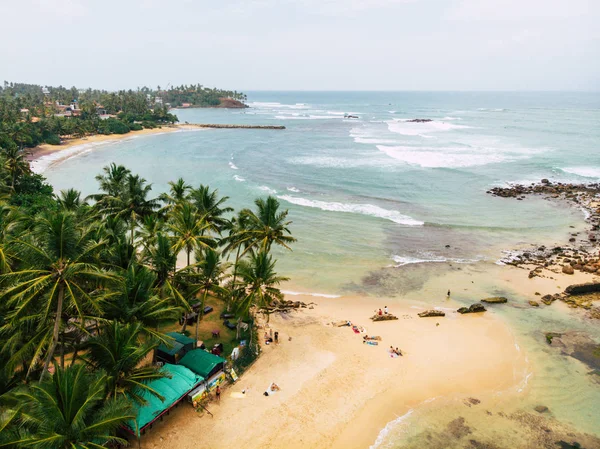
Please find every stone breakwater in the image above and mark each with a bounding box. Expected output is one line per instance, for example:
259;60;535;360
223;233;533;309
186;124;285;130
488;180;600;318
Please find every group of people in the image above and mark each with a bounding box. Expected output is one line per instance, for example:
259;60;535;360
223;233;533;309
264;328;279;345
377;306;390;316
389;346;403;356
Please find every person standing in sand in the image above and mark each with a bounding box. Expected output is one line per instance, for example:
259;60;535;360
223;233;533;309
216;385;221;402
384;306;389;315
447;289;451;298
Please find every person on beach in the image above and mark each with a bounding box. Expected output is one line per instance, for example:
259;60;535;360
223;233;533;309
378;308;383;316
384;306;389;315
447;289;451;297
274;331;279;344
216;385;221;402
395;347;403;356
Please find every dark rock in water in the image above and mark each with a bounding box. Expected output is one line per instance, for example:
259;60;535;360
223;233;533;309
546;332;562;344
406;118;433;123
446;417;472;439
445;244;451;248
565;282;600;295
534;405;549;413
481;297;508;304
457;303;486;314
418;310;445;317
541;179;550;184
529;300;540;307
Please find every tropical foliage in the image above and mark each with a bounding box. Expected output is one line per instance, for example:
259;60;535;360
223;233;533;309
0;148;293;446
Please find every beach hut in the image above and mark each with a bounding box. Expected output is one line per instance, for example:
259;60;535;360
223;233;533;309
166;332;196;353
156;341;185;365
179;349;225;379
179;350;227;403
125;363;203;436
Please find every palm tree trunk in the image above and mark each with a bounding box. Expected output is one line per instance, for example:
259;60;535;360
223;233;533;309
187;248;191;268
228;246;242;311
70;347;78;367
195;287;208;344
41;284;65;381
60;332;65;369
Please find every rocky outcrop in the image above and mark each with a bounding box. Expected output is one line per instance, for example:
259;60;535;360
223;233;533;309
406;118;433;123
480;297;508;304
529;300;540;307
370;314;399;321
564;282;600;295
216;98;248;108
418;310;445;317
457;303;486;314
534;405;549;413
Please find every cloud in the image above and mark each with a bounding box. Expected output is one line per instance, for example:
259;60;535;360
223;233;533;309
447;0;595;21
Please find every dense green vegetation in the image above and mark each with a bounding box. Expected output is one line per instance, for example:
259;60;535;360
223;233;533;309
158;83;247;107
0;146;294;447
0;82;180;152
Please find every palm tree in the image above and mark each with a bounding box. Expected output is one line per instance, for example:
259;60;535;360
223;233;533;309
190;184;233;235
168;201;215;267
193;248;230;342
100;174;160;243
222;210;252;310
56;188;84;211
5;364;134;449
93;163;131;197
2;146;30;189
237;196;296;256
104;263;180;339
0;210;116;379
236;251;289;323
85;321;166;403
159;177;191;213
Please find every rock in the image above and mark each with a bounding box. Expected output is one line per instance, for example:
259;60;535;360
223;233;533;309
573;264;583;270
541;179;550;184
418;310;445;318
545;332;562;344
565;282;600;295
534;405;549;413
535;292;541;296
457;303;487;314
370;314;399;321
480;297;508;304
583;265;597;273
529;300;540;307
589;234;597;242
406;118;433;123
562;265;575;275
569;237;576;242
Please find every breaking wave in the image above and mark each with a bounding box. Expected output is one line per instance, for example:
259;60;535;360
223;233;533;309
229;162;239;170
387;119;471;136
561;166;600;179
282;290;341;299
277;195;423;226
233;175;245;182
259;186;277;194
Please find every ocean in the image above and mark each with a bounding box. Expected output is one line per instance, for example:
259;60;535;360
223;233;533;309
39;91;600;447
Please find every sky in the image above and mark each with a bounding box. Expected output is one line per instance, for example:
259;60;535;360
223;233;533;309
1;0;599;91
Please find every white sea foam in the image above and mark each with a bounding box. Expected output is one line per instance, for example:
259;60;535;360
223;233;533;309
228;162;239;170
391;255;481;267
31;141;109;173
561;166;600;179
388;110;397;114
354;137;401;145
249;102;310;110
369;409;414;449
387;119;471;136
287;186;300;193
376;145;514;168
259;186;277;194
277;195;424;226
442;116;461;120
288;156;390;169
282;290;341;299
233;175;245;182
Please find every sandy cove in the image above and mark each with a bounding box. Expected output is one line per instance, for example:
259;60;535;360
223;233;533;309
141;294;526;449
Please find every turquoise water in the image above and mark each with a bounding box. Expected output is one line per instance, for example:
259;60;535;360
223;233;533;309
40;91;600;292
40;92;600;446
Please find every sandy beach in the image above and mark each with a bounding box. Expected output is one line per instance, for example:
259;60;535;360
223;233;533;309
27;125;199;173
140;291;527;449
